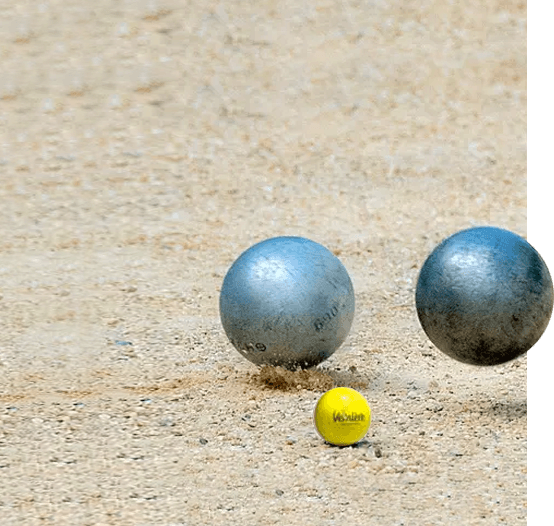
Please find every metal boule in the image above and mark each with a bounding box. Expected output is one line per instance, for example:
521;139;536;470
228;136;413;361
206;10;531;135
219;236;355;369
415;226;553;366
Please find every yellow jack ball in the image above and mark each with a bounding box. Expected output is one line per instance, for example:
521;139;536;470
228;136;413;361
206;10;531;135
313;387;371;446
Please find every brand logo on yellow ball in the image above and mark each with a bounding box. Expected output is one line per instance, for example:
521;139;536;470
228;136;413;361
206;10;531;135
333;411;367;423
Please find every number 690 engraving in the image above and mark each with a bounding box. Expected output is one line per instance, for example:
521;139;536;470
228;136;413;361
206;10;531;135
314;304;340;332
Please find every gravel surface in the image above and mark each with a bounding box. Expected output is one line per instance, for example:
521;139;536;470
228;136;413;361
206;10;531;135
1;1;528;525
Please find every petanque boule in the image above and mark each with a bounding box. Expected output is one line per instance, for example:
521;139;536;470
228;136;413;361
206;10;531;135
219;236;355;369
415;226;553;366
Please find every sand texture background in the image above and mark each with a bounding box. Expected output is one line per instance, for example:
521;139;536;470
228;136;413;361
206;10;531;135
1;1;528;525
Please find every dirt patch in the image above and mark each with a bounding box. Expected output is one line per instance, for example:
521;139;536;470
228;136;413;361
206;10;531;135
249;365;369;393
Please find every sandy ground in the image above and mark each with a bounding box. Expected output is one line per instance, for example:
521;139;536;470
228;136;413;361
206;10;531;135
0;1;528;525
